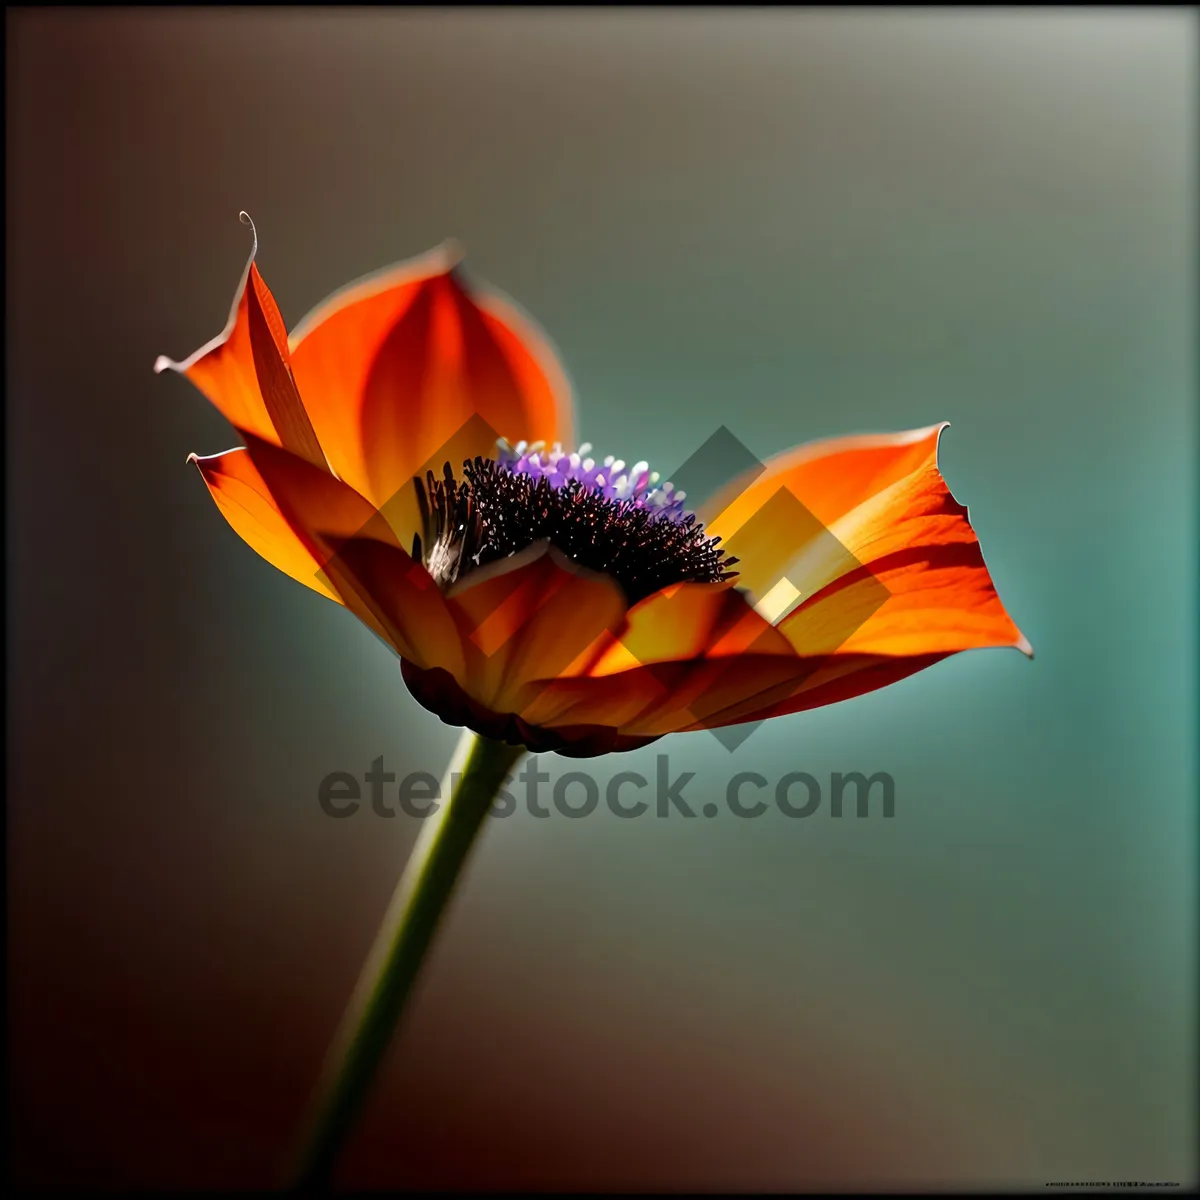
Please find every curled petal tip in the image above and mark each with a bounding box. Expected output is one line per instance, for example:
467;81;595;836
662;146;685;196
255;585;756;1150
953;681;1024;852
1016;632;1035;660
238;210;259;257
185;451;200;467
440;237;465;269
153;354;174;375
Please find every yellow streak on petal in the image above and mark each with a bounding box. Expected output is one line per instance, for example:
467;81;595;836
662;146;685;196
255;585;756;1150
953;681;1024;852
753;576;802;625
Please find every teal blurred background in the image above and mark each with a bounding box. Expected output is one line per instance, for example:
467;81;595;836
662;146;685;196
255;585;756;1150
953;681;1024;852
8;9;1195;1189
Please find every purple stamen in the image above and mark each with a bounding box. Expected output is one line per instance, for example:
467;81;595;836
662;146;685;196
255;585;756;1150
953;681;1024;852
497;439;690;522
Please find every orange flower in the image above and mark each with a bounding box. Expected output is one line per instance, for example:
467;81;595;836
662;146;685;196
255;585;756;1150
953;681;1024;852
158;217;1031;758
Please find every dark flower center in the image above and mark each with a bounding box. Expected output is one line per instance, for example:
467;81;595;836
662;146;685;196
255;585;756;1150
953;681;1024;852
410;446;737;605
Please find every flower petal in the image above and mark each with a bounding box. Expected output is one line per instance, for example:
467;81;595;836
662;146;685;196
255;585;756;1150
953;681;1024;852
441;542;628;715
192;446;341;603
194;438;460;669
702;423;952;546
581;580;795;673
777;425;1031;659
699;422;1029;658
677;652;950;731
287;246;575;542
520;583;799;736
156;216;327;470
521;425;1029;740
520;654;806;740
324;536;466;677
398;660;662;757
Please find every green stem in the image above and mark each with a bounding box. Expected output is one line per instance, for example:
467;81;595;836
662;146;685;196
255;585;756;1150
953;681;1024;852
289;728;525;1190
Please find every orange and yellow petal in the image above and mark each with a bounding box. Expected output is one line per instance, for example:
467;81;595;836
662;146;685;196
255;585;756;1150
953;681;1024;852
441;543;628;715
517;583;797;736
673;652;951;731
523;424;1028;743
287;246;575;542
194;438;461;671
321;535;466;678
156;219;327;471
777;424;1031;660
192;446;342;603
703;423;952;545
